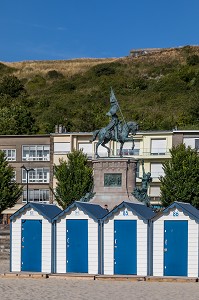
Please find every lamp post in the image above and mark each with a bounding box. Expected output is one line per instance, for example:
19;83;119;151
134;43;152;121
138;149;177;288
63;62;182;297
21;165;35;204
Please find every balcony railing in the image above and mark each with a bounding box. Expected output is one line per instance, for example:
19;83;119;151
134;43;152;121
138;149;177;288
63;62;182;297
22;155;50;161
117;149;140;156
116;148;170;156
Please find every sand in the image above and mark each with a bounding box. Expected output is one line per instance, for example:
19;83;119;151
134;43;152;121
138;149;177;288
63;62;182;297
0;260;199;300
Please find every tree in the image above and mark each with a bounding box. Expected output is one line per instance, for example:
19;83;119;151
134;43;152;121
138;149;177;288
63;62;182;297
0;105;38;135
160;143;199;208
54;149;93;209
0;151;23;213
0;75;25;98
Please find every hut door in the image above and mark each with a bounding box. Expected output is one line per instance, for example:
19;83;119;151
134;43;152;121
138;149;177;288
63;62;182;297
21;220;42;272
164;220;188;276
66;220;88;273
114;220;137;275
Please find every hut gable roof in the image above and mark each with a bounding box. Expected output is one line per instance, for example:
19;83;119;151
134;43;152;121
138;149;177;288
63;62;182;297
163;201;199;221
53;201;108;222
102;201;156;221
10;203;62;222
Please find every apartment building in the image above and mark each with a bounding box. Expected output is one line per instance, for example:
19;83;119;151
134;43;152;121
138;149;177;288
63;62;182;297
3;128;198;222
1;135;51;223
112;131;173;207
173;129;199;149
51;130;173;207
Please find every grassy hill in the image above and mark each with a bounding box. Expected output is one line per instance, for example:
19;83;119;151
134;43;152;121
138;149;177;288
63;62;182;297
1;45;199;134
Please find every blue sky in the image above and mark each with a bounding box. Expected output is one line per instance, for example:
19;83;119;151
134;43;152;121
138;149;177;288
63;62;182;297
0;0;198;62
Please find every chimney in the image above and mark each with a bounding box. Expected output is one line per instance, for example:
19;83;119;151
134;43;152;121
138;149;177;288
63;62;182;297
55;125;59;133
58;124;63;133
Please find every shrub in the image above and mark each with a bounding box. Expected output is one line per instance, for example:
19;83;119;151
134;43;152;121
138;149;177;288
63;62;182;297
92;64;116;77
46;70;64;80
26;75;46;92
187;55;199;66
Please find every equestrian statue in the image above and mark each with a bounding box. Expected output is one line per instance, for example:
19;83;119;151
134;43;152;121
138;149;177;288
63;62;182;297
91;88;138;158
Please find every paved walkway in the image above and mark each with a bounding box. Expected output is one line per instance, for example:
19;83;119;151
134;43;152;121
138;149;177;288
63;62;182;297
0;260;199;300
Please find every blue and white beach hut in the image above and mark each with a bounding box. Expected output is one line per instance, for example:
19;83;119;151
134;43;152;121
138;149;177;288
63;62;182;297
102;201;155;276
152;201;199;277
53;201;107;274
10;203;62;273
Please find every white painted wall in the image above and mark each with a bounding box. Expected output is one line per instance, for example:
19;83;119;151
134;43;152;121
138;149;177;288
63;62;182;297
103;207;148;276
153;207;199;277
56;207;99;274
11;208;52;273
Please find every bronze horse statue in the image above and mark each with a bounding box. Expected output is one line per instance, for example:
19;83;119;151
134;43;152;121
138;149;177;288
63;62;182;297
91;121;138;158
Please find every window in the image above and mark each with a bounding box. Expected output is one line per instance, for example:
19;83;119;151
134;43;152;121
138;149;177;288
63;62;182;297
149;186;161;205
2;149;16;161
150;163;164;178
22;168;49;183
78;143;93;158
54;142;70;153
150;186;161;197
183;138;199;150
11;170;16;182
22;145;50;161
195;139;199;150
117;141;140;156
151;139;166;155
23;189;49;203
136;161;140;177
94;143;109;157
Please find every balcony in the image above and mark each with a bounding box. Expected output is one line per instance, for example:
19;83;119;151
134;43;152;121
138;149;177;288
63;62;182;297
117;149;140;156
117;148;170;157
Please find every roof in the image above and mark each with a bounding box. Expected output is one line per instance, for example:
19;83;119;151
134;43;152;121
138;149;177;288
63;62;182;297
152;201;199;222
173;130;199;133
10;202;62;222
53;201;108;222
102;201;156;221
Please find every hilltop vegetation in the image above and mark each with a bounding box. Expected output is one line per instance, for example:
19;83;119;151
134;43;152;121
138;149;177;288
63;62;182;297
1;46;199;134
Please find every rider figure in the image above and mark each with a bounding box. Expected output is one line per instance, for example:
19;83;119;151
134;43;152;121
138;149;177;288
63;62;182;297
106;89;120;141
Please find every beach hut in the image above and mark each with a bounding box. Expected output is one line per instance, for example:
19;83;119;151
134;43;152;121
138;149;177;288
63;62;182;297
102;201;155;276
53;201;107;274
152;201;199;277
10;203;62;273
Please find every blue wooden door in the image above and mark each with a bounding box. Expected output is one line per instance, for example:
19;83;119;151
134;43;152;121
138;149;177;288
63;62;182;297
164;220;188;276
21;220;42;272
114;220;137;275
66;220;88;273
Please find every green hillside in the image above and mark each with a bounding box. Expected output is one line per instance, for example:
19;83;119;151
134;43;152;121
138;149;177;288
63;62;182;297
1;45;199;134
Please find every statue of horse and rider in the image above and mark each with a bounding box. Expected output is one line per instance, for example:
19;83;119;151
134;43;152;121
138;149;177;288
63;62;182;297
91;88;138;158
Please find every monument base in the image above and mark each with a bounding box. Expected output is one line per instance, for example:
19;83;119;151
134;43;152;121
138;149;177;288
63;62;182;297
89;157;141;210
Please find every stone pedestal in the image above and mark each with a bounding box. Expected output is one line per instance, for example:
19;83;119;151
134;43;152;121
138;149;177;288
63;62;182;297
89;158;140;210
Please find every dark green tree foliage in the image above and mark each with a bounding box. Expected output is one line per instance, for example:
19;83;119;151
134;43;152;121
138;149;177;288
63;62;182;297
0;105;38;134
0;75;24;98
186;54;199;66
54;149;93;209
46;70;64;80
0;151;22;213
92;64;116;77
160;144;199;208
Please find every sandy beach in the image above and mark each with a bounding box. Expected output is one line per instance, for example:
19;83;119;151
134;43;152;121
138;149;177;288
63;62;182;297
0;260;199;300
